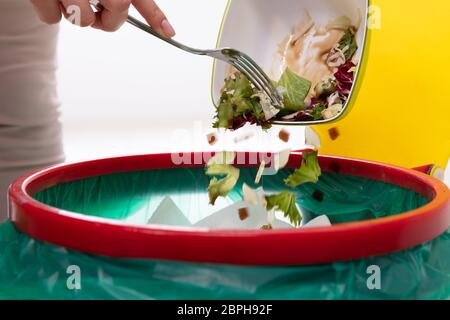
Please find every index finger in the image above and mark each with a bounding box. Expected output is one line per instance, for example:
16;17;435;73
132;0;175;38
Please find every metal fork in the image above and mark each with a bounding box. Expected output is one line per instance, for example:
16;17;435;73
89;0;283;108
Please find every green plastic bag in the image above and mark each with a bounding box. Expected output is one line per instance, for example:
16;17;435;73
0;167;448;299
33;167;429;225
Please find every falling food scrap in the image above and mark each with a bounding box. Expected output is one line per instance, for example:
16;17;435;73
242;183;267;208
312;190;324;202
207;132;218;145
234;131;254;144
255;160;266;184
329;162;341;173
278;129;291;143
273;149;291;173
328;127;340;141
238;208;249;221
305;127;321;150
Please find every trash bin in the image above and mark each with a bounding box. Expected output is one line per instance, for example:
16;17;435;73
2;152;449;299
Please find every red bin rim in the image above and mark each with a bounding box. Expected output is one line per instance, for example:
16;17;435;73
8;152;450;266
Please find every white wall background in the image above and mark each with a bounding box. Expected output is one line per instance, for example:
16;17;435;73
58;0;306;162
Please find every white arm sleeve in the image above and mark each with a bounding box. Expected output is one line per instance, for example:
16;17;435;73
0;0;64;220
0;0;64;168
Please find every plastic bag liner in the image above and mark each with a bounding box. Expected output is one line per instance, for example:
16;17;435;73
33;167;430;224
0;167;449;299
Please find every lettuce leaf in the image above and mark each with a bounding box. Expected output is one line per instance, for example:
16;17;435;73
214;73;270;130
277;68;311;113
206;164;240;205
266;191;301;226
310;102;326;120
214;68;311;129
338;30;358;61
284;151;322;188
215;100;234;128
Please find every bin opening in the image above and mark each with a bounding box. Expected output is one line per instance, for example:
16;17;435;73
33;167;429;227
8;153;450;265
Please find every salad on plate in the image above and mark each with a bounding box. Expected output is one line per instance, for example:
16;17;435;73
213;13;359;130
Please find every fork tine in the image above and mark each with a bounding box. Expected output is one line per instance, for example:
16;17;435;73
232;58;282;107
218;48;282;107
237;54;283;104
229;59;266;93
237;62;278;105
238;54;274;91
235;57;282;107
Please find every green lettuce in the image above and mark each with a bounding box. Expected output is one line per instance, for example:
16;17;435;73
266;191;301;226
214;74;270;130
338;30;358;61
310;103;326;120
214;68;311;129
284;151;322;188
277;68;311;114
206;164;240;205
215;100;234;128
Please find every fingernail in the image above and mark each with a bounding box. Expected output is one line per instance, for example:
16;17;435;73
161;19;176;37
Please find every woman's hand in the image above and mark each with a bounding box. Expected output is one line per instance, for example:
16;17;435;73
30;0;175;37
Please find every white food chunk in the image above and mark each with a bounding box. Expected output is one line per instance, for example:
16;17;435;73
242;183;267;208
254;91;280;120
234;131;255;144
255;161;266;184
321;104;343;120
305;127;321;149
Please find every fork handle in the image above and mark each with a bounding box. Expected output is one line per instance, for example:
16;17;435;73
88;0;205;56
126;16;205;55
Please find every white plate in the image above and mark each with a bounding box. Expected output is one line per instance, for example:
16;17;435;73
212;0;369;125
